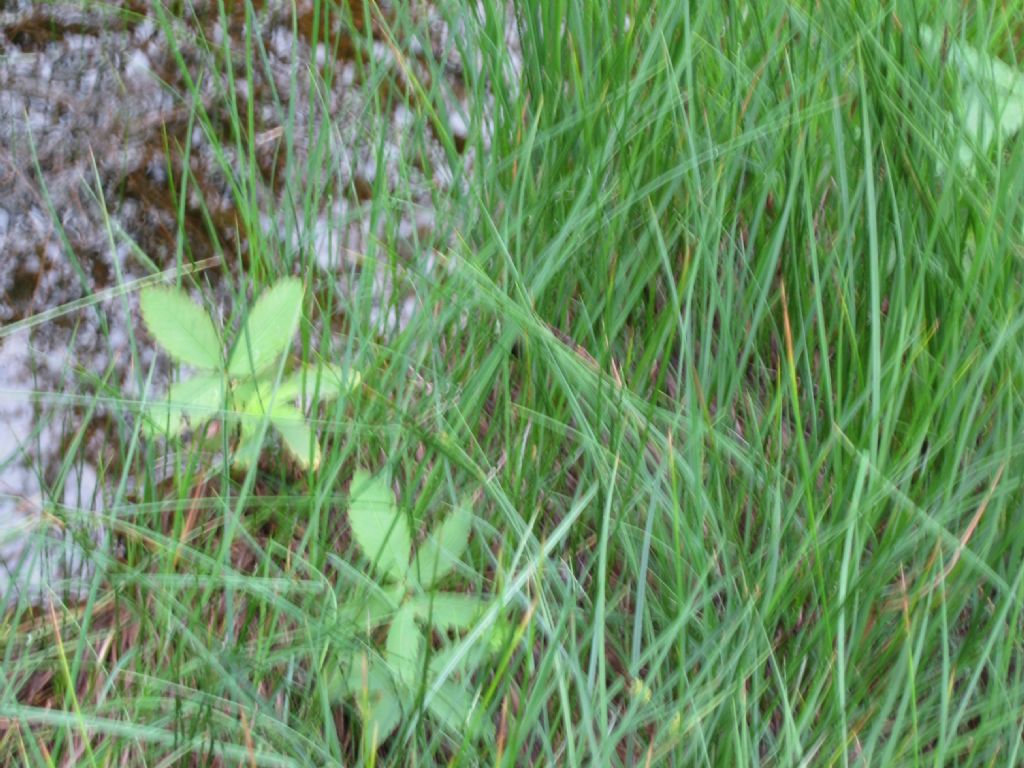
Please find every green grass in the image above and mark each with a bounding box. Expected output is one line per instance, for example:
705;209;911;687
3;0;1024;764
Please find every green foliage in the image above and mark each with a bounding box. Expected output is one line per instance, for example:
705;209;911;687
347;470;412;581
11;2;1024;766
921;25;1024;170
227;278;304;377
411;500;472;589
139;287;222;369
335;470;491;752
139;277;357;470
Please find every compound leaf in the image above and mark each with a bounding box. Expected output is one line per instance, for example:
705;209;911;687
228;277;303;377
144;373;224;437
140;287;221;370
277;363;360;407
348;470;411;581
409;593;484;632
411;502;472;588
386;603;423;688
270;402;320;470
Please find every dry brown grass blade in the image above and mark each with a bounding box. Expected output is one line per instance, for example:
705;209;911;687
923;463;1005;598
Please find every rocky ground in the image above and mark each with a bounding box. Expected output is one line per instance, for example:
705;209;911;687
0;0;506;601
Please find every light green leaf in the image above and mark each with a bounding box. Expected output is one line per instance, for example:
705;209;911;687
348;470;411;581
409;593;484;631
362;684;402;751
411;502;473;588
143;399;181;438
144;373;225;437
231;378;259;412
139;287;222;370
232;435;261;469
234;378;285;417
273;368;308;402
423;680;478;736
427;638;490;680
338;589;402;633
426;681;493;741
386;603;423;688
270;402;320;470
276;363;360;407
227;277;304;378
232;395;271;468
322;365;361;400
342;651;394;697
920;26;1024;167
339;653;403;750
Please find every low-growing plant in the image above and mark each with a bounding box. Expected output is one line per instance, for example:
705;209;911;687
139;277;358;470
334;469;497;753
920;25;1024;171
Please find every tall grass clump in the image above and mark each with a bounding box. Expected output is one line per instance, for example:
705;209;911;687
2;0;1024;765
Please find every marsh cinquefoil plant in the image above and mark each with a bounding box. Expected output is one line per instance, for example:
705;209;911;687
139;277;357;470
335;469;495;752
920;25;1024;171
